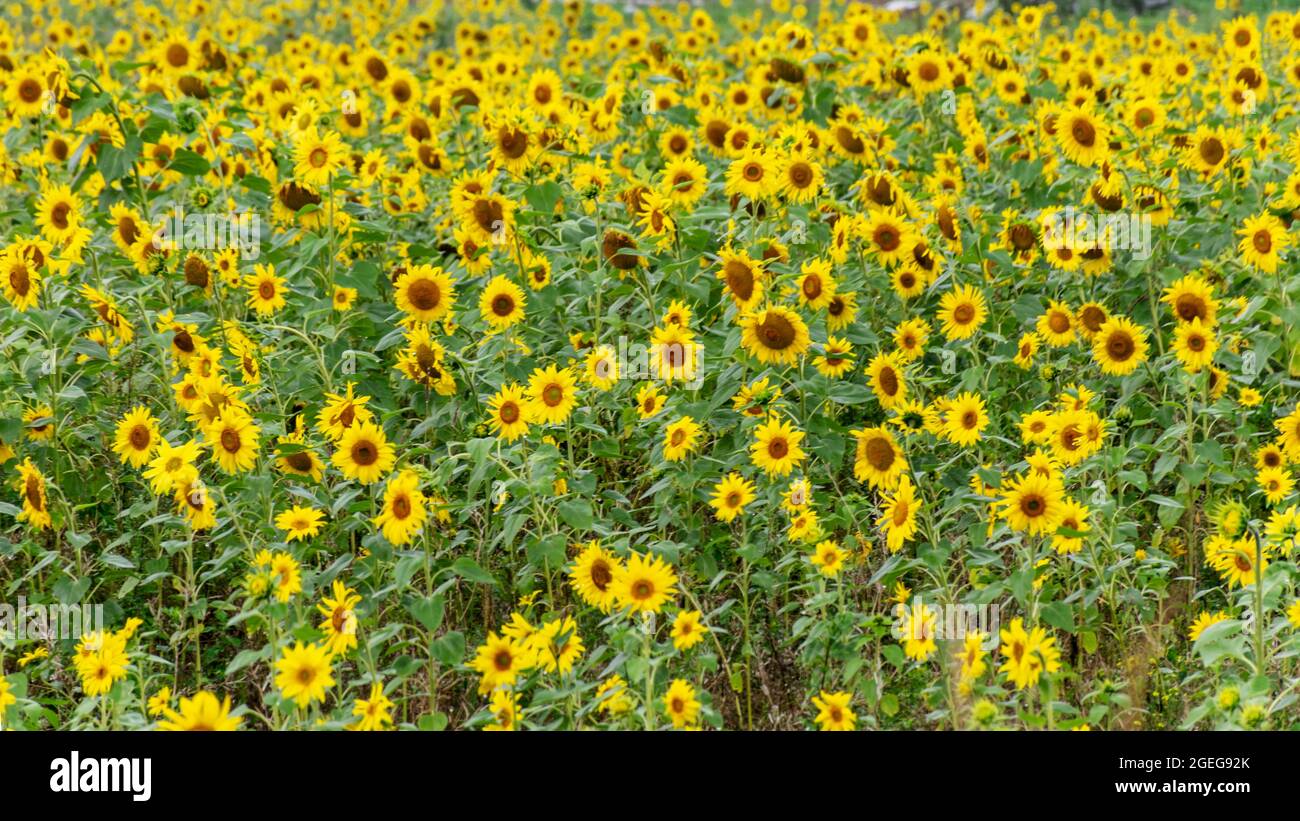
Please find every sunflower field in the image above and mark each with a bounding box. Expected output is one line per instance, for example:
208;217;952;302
3;0;1300;734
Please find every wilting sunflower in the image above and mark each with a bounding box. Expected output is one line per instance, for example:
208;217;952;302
526;364;578;425
394;264;455;322
997;472;1067;535
866;351;908;409
936;284;987;341
740;306;811;366
274;642;335;708
487;383;531;442
852;426;908;490
374;469;427;546
275;504;325;542
479;275;526;330
1091;316;1149;376
204;409;261;474
614;551;679;614
332;421;396;484
750;416;807;478
709;472;757;523
113;406;161;468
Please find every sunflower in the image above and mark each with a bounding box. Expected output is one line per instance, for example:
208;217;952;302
174;477;216;530
4;64;49;117
156;692;243;731
526;364;578;425
811;691;856;731
670;610;707;652
715;247;766;311
113;406;161;468
1258;466;1294;505
583;345;619;391
15;458;52;531
275;504;325;542
865;351;908;409
569;541;623;612
332;285;357;310
1161;275;1217;326
245;263;287;316
662;679;700;729
1013;332;1040;369
659;155;709;207
144;439;202;494
479;275;526;330
998;618;1060;690
725;148;774;201
774;151;821;204
1211;538;1268;589
862;210;912;266
1187;611;1230;642
814;335;855;378
943;392;989;446
663;415;703;461
878;474;920;553
35;184;82;245
794;257;836;310
852;426;908;490
750;416;806;477
274;431;324;481
892;317;929;361
614;551;678;614
1091;316;1149;376
204;409;261;474
937;284;987;341
0;247;42;312
1237;212;1290;274
1182;125;1237;179
316;382;374;441
374;469;427;546
740;306;811;366
997;472;1066;536
1036;300;1076;347
1054;106;1110;167
274;642;335;708
394;264;455;322
569;543;624;613
1052;498;1091;554
332;421;396;484
710;471;756;523
1172;318;1218;373
635;383;666;419
487;382;531;442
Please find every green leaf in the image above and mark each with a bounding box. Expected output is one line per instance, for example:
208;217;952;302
557;499;594;531
431;631;465;667
451;557;497;586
